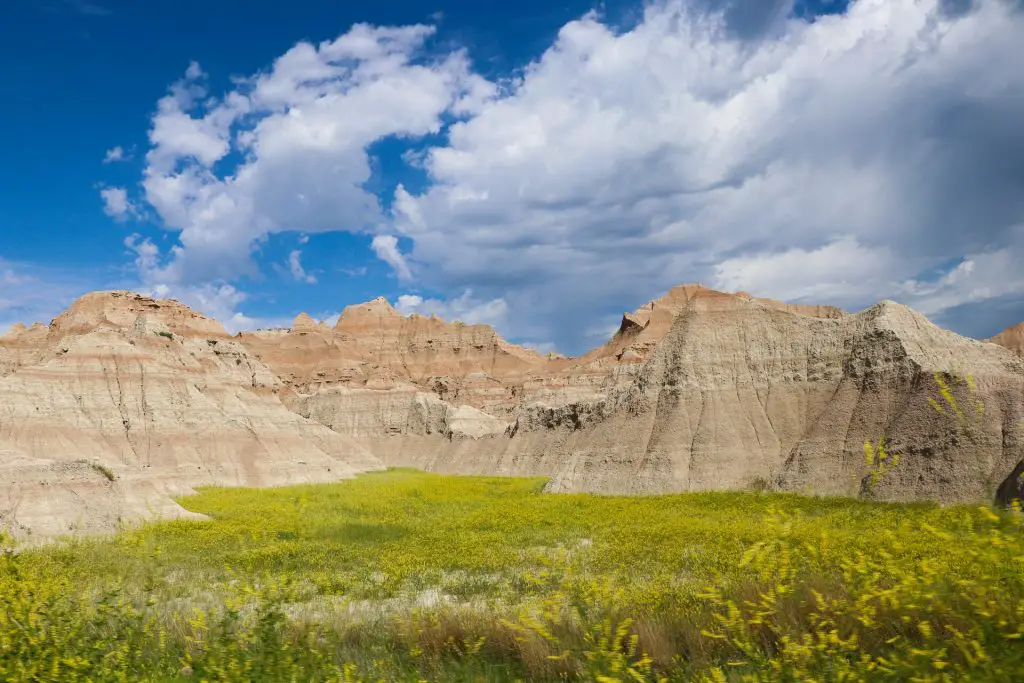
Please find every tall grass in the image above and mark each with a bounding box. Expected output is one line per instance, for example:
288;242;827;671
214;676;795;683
2;469;1023;681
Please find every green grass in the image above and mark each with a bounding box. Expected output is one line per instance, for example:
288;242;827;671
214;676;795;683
3;468;1024;681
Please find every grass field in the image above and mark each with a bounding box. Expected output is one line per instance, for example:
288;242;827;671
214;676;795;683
2;468;1024;682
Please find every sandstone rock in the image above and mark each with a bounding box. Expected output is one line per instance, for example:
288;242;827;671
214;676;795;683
279;286;1024;507
286;383;507;441
0;322;48;377
5;285;1024;539
992;322;1024;355
291;312;328;334
242;294;550;419
0;291;382;539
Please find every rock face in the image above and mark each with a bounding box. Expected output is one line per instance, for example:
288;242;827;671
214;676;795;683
993;323;1024;355
0;292;382;539
241;297;551;426
4;286;1024;538
249;285;1024;507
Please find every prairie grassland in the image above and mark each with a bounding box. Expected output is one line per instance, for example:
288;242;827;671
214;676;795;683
2;468;1024;682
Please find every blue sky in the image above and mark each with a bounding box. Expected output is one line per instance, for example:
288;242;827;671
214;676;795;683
1;0;1022;353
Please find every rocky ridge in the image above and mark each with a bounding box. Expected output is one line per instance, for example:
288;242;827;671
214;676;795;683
0;292;382;539
3;286;1024;538
249;285;1024;506
993;322;1024;355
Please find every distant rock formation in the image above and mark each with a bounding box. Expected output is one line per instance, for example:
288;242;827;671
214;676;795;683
241;295;550;423
0;291;382;539
251;285;1024;508
993;322;1024;355
3;286;1024;538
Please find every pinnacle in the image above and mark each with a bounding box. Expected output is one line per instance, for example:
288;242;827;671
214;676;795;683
292;312;319;330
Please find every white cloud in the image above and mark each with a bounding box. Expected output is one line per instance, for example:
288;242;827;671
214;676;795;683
100;186;138;221
102;145;131;163
119;1;1024;351
287;249;317;284
713;236;900;305
899;226;1024;316
394;290;509;327
134;25;494;287
125;236;280;332
370;235;412;280
384;0;1024;350
143;281;290;334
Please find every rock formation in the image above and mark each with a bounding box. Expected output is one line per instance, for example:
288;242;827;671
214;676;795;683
3;285;1024;538
993;322;1024;355
251;285;1024;507
240;297;551;423
0;292;382;539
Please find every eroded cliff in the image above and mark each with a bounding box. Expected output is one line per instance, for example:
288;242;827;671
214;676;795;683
0;292;382;539
993;322;1024;355
257;286;1024;506
3;286;1023;538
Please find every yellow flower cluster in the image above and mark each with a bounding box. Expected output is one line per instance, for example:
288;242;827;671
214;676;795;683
1;468;1022;681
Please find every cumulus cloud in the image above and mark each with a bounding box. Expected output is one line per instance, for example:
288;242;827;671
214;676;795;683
134;26;493;287
100;186;138;221
121;0;1024;352
713;237;900;304
145;281;290;333
122;236;278;332
389;0;1024;350
394;290;509;327
370;235;412;281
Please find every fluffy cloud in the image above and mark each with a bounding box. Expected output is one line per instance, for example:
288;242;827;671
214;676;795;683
122;236;280;331
119;0;1024;351
145;281;291;333
394;290;509;327
100;186;137;221
713;237;900;304
134;27;493;287
370;235;412;281
388;0;1024;350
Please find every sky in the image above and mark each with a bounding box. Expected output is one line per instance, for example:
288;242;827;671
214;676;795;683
1;0;1023;354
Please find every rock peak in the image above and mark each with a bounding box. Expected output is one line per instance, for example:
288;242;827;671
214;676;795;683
337;296;400;325
51;290;229;340
992;322;1024;355
291;312;320;332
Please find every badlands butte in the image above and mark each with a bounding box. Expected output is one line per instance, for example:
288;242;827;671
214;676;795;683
2;285;1024;538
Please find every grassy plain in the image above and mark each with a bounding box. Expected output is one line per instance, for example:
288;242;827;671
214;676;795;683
2;468;1024;681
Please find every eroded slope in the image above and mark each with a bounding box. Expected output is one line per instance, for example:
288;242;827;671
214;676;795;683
993;322;1024;355
0;292;382;539
270;286;1024;505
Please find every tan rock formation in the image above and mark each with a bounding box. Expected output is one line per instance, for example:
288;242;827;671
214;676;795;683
242;295;551;419
0;322;49;377
0;291;382;539
4;285;1024;539
273;286;1024;507
992;322;1024;355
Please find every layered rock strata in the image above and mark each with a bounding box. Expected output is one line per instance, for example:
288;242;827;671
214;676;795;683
0;292;382;539
4;285;1024;539
250;286;1024;506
